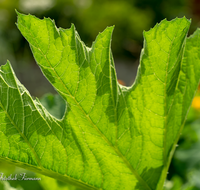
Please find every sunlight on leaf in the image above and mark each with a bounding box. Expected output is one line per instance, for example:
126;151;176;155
0;12;200;190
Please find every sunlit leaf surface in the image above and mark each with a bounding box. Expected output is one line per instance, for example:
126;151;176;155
0;13;200;190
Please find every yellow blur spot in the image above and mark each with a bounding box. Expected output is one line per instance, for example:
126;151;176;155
192;96;200;109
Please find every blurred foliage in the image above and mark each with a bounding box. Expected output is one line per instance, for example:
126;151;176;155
39;93;66;119
0;181;24;190
37;174;85;190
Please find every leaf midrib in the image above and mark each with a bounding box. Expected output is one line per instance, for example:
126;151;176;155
163;20;182;163
159;19;188;189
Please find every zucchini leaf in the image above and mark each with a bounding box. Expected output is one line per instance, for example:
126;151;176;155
0;13;200;190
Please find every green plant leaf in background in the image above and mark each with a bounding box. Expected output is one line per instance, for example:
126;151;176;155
0;181;23;190
37;173;84;190
0;12;200;190
39;93;66;120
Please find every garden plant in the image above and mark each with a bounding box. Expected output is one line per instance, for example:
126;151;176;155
0;12;200;190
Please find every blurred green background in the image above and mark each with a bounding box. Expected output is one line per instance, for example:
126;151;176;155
1;0;200;189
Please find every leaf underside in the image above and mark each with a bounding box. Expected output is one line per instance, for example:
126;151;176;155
0;13;200;190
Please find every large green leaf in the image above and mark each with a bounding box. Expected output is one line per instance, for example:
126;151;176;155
0;12;200;190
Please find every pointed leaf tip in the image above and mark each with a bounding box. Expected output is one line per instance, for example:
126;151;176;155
1;13;200;190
